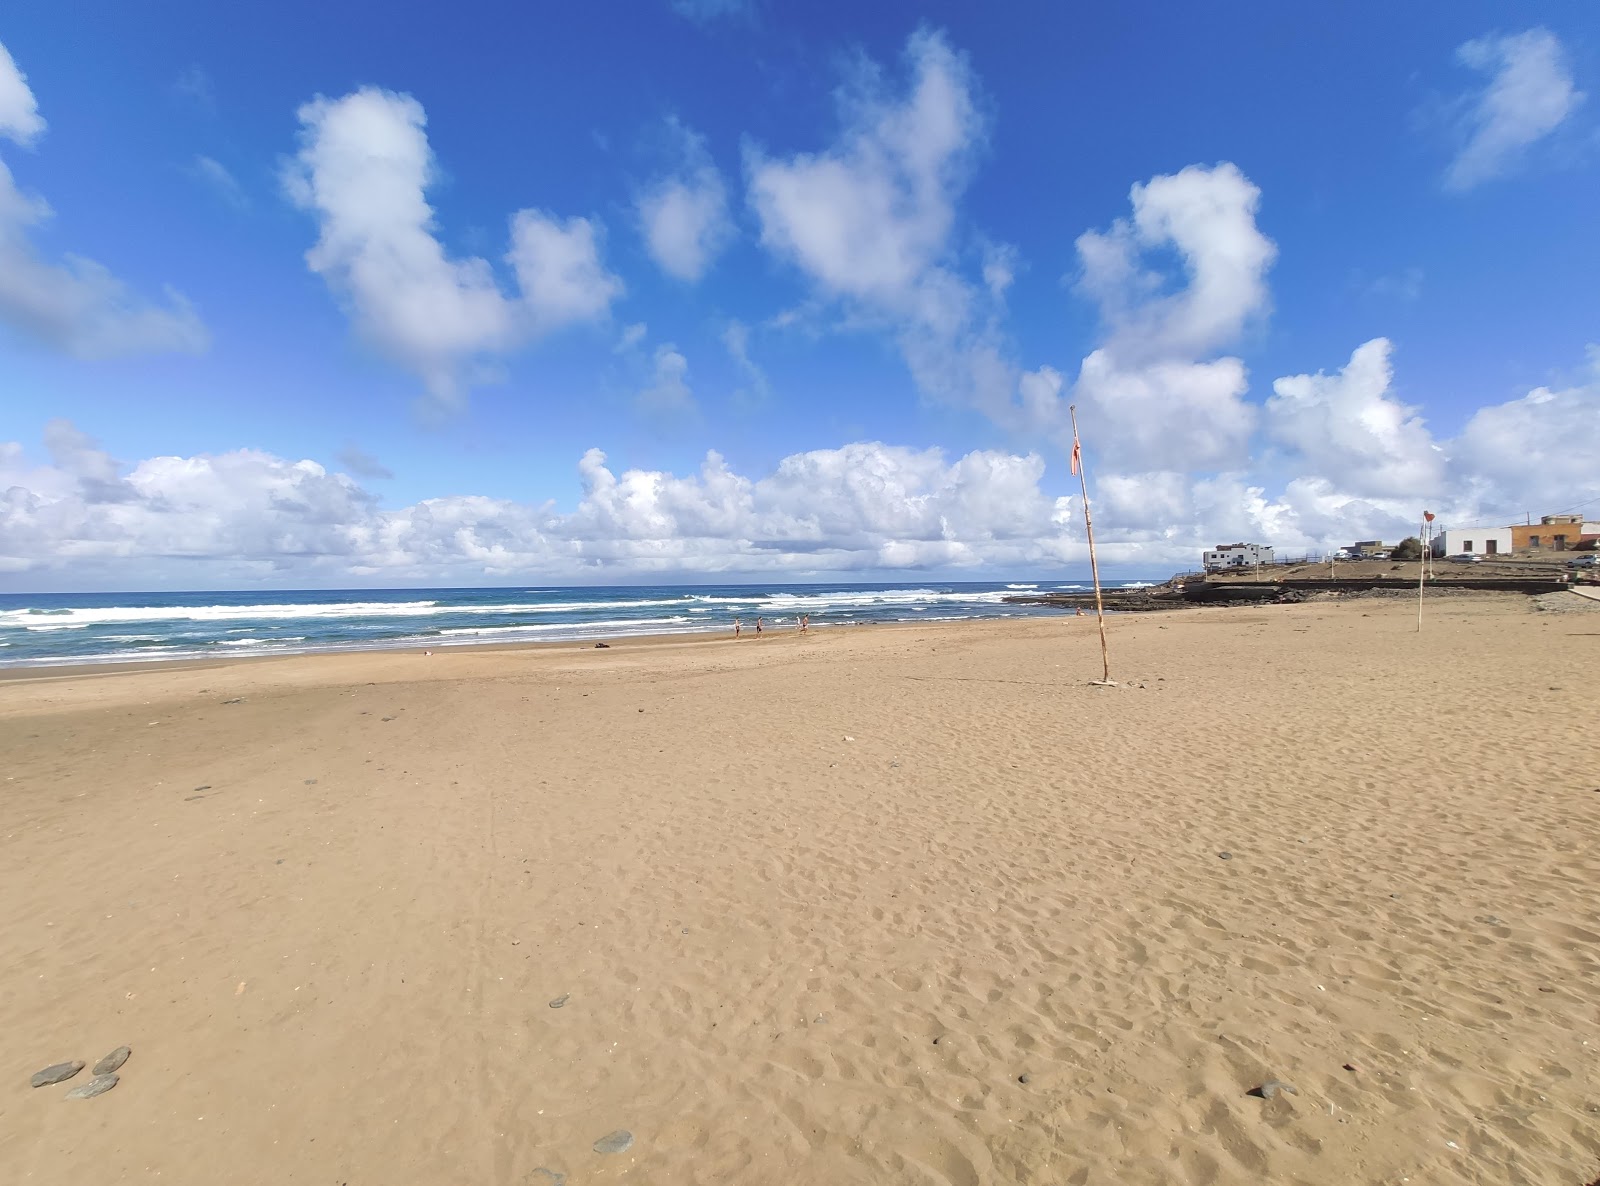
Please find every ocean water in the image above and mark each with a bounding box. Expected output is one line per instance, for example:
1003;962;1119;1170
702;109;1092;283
0;580;1155;668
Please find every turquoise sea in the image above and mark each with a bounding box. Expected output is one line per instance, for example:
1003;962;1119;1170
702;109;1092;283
0;580;1159;668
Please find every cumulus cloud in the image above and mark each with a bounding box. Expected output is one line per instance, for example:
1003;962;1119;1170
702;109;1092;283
1266;338;1444;499
638;119;733;282
284;87;623;412
1;422;1080;586
1070;162;1276;472
746;29;1058;436
0;40;208;358
1080;339;1600;564
1445;28;1585;190
1452;345;1600;513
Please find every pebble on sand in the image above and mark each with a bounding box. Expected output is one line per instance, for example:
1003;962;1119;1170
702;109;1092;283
593;1130;634;1155
529;1170;566;1185
65;1073;118;1099
548;994;570;1009
30;1061;84;1088
1248;1080;1298;1100
1218;852;1233;860
93;1046;131;1075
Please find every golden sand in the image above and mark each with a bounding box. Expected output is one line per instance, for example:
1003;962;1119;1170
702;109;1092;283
2;595;1596;1184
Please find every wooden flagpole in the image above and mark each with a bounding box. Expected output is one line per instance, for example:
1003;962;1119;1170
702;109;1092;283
1069;404;1112;685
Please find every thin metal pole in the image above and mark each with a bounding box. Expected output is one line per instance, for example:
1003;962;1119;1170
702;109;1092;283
1416;516;1426;632
1069;404;1111;683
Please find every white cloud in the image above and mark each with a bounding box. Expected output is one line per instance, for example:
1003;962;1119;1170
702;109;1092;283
1070;162;1276;472
1266;338;1444;499
0;40;207;358
638;120;733;282
746;29;1058;437
191;155;247;208
1445;28;1585;190
1079;340;1600;565
1;422;1080;585
637;343;696;415
285;87;622;412
0;42;45;144
1451;345;1600;513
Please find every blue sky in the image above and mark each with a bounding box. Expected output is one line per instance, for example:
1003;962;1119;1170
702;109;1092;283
1;0;1596;589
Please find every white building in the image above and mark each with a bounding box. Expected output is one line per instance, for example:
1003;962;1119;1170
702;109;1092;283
1202;542;1274;571
1431;527;1513;558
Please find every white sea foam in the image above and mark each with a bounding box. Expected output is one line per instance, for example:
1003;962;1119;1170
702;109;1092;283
0;588;1037;631
437;616;692;636
0;597;713;629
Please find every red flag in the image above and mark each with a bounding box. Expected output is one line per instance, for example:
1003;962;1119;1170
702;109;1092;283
1423;510;1435;522
1070;436;1081;476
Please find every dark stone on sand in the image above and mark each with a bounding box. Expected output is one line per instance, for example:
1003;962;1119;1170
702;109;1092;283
1342;1062;1358;1072
93;1047;131;1075
548;994;569;1009
1248;1080;1297;1100
222;698;243;705
1218;851;1232;860
594;643;610;649
193;785;211;793
31;1061;84;1088
303;778;317;785
65;1073;118;1099
593;1130;633;1155
1018;1073;1031;1084
529;1170;567;1185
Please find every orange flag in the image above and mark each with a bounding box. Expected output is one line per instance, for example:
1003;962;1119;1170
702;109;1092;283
1070;435;1082;476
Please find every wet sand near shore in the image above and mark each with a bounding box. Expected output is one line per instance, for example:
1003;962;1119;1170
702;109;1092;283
2;596;1597;1185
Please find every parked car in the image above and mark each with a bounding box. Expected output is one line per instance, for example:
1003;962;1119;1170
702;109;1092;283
1447;553;1482;563
1568;554;1600;569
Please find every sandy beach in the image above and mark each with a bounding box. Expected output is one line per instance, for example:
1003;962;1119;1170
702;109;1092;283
2;595;1597;1185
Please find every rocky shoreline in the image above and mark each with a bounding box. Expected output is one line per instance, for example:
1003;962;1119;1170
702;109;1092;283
1004;570;1584;613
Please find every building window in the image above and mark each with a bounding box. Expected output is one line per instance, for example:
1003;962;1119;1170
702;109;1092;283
1464;541;1473;552
1530;535;1541;547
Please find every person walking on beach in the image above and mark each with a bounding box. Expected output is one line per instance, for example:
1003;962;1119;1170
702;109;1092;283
734;617;742;637
755;617;764;636
799;614;810;633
